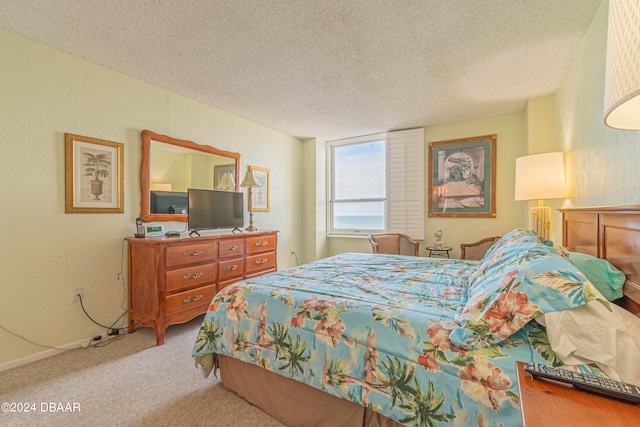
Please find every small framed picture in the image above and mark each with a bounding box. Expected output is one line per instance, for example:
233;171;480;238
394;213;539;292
65;133;124;213
249;166;270;212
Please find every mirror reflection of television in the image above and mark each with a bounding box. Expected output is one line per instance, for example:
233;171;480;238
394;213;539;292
188;189;244;232
150;191;188;214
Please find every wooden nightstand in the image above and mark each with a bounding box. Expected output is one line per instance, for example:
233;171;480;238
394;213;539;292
516;361;640;426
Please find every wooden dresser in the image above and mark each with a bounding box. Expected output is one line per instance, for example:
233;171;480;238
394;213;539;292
126;230;277;345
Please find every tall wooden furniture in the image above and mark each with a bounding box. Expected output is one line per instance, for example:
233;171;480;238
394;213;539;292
126;230;278;345
560;205;640;315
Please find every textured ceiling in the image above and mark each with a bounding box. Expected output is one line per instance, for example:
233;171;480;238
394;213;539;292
0;0;602;141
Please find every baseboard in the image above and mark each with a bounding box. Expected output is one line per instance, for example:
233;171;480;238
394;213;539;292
0;337;89;373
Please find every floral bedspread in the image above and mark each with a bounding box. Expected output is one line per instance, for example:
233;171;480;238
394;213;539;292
192;252;594;427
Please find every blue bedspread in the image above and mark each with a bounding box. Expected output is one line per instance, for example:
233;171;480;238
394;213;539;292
192;252;595;426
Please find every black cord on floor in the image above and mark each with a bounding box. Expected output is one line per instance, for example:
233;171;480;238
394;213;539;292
84;333;124;348
78;294;127;332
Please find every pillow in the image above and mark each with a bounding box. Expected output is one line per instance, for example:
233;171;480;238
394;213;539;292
537;300;640;386
465;228;548;291
449;228;602;349
565;251;626;301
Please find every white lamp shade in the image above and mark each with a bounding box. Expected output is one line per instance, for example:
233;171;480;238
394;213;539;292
604;0;640;130
515;152;566;201
217;171;235;189
240;170;261;188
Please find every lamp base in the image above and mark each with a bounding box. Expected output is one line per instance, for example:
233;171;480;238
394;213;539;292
531;206;551;241
245;224;258;232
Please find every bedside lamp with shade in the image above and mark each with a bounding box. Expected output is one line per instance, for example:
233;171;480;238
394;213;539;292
240;170;262;232
514;152;567;241
604;0;640;130
217;171;235;191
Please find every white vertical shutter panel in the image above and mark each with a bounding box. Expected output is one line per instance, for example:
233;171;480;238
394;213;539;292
387;128;424;240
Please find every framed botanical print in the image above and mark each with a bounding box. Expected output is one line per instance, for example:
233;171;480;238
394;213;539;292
428;134;496;218
249;166;270;212
64;133;124;213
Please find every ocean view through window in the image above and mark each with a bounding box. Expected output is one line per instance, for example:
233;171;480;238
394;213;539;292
328;129;424;239
329;135;386;234
334;214;384;230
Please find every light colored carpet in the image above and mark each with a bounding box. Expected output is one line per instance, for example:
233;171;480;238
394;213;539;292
0;316;284;426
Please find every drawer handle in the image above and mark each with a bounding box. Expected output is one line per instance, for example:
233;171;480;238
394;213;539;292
182;293;204;304
255;241;268;246
255;258;268;264
183;249;204;257
225;264;238;271
226;245;238;251
182;271;203;280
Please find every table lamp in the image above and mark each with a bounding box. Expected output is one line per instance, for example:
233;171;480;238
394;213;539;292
515;152;566;241
217;171;235;191
240;170;262;232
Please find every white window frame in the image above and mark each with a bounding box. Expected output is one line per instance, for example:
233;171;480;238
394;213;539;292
327;133;386;237
327;129;424;239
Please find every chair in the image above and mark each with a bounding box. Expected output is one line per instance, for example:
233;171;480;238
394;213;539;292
460;236;501;260
368;233;419;256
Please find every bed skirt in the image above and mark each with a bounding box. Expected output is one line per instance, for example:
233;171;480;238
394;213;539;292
219;355;402;427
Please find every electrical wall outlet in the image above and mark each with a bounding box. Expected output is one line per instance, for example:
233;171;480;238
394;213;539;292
72;287;83;303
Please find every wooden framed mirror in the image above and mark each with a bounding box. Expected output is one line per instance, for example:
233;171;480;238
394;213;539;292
140;130;241;222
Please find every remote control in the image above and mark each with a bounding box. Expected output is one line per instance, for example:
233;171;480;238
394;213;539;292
524;362;640;404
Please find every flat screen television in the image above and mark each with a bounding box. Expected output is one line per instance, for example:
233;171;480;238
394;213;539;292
150;190;188;214
188;189;244;234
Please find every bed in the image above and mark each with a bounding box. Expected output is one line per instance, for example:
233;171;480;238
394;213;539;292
192;205;640;426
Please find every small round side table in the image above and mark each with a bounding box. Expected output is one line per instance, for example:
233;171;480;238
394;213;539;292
425;246;452;258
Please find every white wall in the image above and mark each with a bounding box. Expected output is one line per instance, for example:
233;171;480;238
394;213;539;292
556;0;640;206
0;29;304;367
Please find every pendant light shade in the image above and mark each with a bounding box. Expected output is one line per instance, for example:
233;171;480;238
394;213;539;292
604;0;640;130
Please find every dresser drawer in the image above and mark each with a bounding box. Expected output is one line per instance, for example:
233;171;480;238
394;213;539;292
166;284;217;316
218;258;245;282
165;242;218;268
165;263;216;294
246;252;276;275
218;238;246;259
246;234;277;254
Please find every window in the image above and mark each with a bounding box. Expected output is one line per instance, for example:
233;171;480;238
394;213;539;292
330;135;386;234
328;129;424;238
